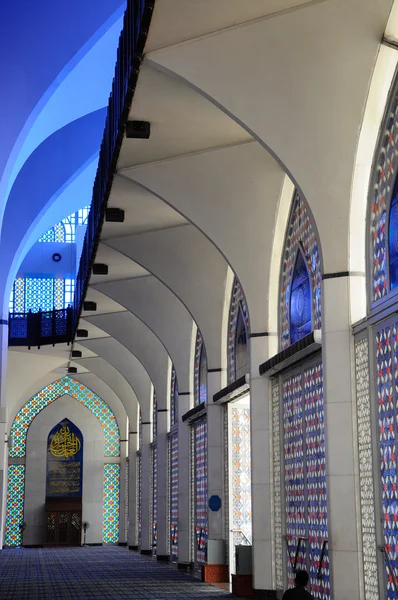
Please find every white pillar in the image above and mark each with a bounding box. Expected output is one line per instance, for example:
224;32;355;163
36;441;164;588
178;393;191;563
128;431;138;547
156;409;168;557
141;422;151;552
322;275;361;599
250;335;274;594
119;442;128;544
207;371;225;546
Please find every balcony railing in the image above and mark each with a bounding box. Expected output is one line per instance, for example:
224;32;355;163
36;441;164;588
9;308;73;349
73;0;154;336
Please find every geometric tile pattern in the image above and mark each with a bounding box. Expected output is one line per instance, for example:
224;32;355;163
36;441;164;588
370;78;398;302
39;207;90;244
170;433;179;561
153;391;157;441
280;192;322;350
227;278;250;384
231;407;252;547
4;465;25;547
152;445;157;552
137;453;142;546
0;546;242;599
103;464;120;544
283;361;330;599
194;420;208;564
375;322;398;599
355;337;379;600
170;367;178;427
9;376;120;457
272;381;283;590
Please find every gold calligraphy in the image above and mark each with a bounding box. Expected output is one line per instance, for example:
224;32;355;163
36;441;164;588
50;426;81;458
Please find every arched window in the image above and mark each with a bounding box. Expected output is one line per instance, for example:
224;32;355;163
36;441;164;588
227;278;250;384
194;330;207;406
289;248;312;344
370;77;398;302
39;206;90;244
280;192;322;349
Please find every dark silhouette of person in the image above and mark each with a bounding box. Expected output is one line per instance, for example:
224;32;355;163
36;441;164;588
282;570;314;599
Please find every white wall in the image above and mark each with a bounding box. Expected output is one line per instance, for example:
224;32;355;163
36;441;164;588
23;395;105;546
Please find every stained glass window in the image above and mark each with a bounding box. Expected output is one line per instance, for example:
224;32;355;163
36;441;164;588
194;330;208;406
290;249;312;344
194;420;208;564
375;321;398;599
152;391;157;441
136;453;142;545
139;413;143;451
170;433;179;561
280;193;322;350
370;75;398;301
39;206;90;244
103;464;120;544
9;277;75;313
4;465;25;547
231;407;252;547
228;278;250;384
152;445;157;552
170;367;178;427
283;362;330;599
9;376;120;458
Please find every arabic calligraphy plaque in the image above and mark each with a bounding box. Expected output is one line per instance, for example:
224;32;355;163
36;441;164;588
46;419;83;497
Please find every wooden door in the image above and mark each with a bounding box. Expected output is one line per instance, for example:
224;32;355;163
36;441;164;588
45;510;81;546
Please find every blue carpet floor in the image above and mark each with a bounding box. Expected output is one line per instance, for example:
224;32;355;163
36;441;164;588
0;546;243;599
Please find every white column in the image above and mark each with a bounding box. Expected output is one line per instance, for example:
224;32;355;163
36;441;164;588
141;422;151;552
156;409;168;557
322;276;361;598
178;394;191;563
207;371;225;546
250;335;274;593
128;431;138;547
119;441;128;544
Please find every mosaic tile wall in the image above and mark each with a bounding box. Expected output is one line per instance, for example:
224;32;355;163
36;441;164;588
227;278;250;384
103;464;120;544
170;433;179;561
152;392;157;441
283;362;330;599
370;74;398;301
194;420;208;564
4;465;25;547
137;453;142;545
272;381;283;590
152;445;158;551
9;376;120;458
280;193;322;350
375;321;398;599
355;337;379;600
231;407;252;547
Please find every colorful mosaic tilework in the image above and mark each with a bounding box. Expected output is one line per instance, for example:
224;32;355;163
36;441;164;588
9;376;120;458
283;362;330;599
170;432;179;561
171;367;178;427
137;453;142;545
370;81;398;302
153;392;157;441
152;445;158;550
10;277;75;313
376;323;398;599
280;193;322;350
228;278;250;384
194;420;208;564
4;465;25;547
194;331;208;406
231;407;252;547
103;464;120;544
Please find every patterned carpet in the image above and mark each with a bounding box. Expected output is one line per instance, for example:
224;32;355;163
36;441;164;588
0;546;242;599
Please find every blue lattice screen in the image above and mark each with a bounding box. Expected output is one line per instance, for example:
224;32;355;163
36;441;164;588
103;464;120;544
194;420;208;564
9;277;75;313
283;362;330;599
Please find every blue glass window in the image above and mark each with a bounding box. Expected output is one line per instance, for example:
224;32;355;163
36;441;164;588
235;305;249;380
9;277;75;313
39;206;90;244
389;192;398;290
289;250;312;344
199;345;208;404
